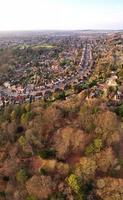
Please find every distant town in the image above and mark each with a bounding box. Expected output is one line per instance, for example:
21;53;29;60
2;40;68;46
0;31;122;108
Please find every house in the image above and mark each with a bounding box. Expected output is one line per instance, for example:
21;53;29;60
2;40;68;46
3;82;11;89
15;95;25;104
106;73;118;87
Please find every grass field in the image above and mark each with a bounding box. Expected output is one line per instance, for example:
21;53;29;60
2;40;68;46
32;44;55;49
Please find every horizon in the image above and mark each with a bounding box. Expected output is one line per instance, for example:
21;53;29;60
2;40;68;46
0;29;122;33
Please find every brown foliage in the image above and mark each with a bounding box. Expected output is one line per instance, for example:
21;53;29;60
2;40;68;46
26;175;53;199
96;177;123;200
95;110;119;141
53;126;90;160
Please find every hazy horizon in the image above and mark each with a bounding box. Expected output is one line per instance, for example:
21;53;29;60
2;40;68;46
0;0;123;31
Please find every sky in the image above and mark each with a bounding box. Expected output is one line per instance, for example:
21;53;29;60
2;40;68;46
0;0;123;31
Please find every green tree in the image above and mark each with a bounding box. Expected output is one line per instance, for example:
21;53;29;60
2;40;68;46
115;104;123;117
18;136;26;146
16;168;28;184
26;195;37;200
67;174;84;200
85;138;102;156
67;174;82;194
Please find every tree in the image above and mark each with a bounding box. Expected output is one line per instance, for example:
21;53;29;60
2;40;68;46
44;90;53;102
89;80;97;88
96;177;123;200
94;147;115;173
16;169;28;184
39;149;56;159
25;103;31;112
54;88;66;100
10;110;17;121
26;175;53;200
53;127;88;160
21;111;33;125
18;136;26;146
75;157;97;179
67;174;84;200
26;196;37;200
115;104;123;117
78;104;96;133
67;174;82;194
74;83;89;94
85;138;103;156
49;192;66;200
95;111;119;141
